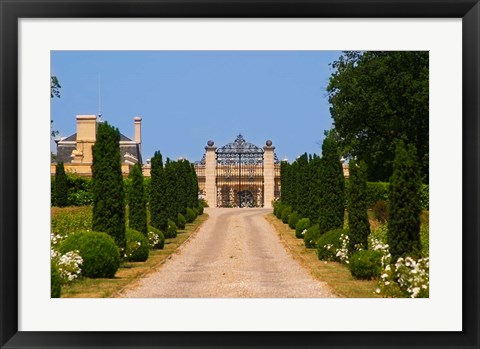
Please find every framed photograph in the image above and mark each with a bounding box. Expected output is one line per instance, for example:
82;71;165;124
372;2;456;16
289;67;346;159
1;0;478;348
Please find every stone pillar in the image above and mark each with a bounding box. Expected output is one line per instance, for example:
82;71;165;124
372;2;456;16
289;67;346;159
204;140;217;208
134;116;142;151
73;115;97;163
263;140;275;208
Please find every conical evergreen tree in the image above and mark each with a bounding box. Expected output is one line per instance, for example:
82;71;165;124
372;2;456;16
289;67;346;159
280;160;289;204
150;151;168;231
174;160;186;214
388;141;422;261
128;163;148;236
306;154;322;222
190;162;199;208
296;153;309;218
317;132;345;234
92;122;126;250
164;158;178;221
347;159;370;252
54;162;68;207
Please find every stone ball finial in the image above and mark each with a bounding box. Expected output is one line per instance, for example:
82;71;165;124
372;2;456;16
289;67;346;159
207;140;214;147
266;140;273;147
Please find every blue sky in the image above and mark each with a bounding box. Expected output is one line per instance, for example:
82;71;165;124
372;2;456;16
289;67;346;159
51;51;342;163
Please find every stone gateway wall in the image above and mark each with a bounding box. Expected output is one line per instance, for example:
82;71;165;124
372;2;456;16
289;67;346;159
195;135;280;208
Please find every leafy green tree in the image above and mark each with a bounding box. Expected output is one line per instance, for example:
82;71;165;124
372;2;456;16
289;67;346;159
327;51;429;182
51;76;61;98
91;122;126;250
54;162;68;207
128;163;148;236
347;159;370;252
150;151;168;231
317;132;345;234
50;76;61;148
387;141;422;261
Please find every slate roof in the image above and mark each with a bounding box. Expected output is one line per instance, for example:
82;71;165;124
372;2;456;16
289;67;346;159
59;132;134;143
56;132;141;164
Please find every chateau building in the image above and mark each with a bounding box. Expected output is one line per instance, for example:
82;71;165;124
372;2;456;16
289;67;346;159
194;135;281;208
51;115;143;177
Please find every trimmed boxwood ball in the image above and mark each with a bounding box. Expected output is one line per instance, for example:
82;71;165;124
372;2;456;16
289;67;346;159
125;228;150;262
316;228;348;261
295;218;311;239
349;250;383;280
304;224;320;248
192;207;199;217
58;231;120;278
197;204;204;215
273;201;283;218
177;213;186;230
51;262;61;298
185;207;196;223
276;203;285;219
288;211;300;229
165;219;178;238
148;225;165;249
273;201;282;218
281;206;292;224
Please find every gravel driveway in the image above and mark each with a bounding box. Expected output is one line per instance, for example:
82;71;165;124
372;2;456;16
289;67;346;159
119;208;336;298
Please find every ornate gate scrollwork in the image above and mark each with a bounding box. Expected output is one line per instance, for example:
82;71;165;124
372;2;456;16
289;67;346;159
216;134;264;207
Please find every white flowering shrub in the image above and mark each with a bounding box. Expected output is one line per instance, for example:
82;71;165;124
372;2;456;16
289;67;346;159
336;233;350;264
50;249;83;283
395;256;429;298
148;225;165;249
125;228;149;261
374;235;429;298
57;231;120;278
148;231;160;248
50;232;68;246
367;223;429;297
316;229;347;262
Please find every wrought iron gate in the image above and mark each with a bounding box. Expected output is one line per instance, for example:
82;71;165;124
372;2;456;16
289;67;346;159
216;135;264;207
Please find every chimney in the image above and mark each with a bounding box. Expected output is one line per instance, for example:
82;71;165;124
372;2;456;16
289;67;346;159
74;115;97;163
134;116;142;145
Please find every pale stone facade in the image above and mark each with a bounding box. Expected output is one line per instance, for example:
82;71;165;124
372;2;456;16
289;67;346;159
195;135;281;208
51;115;143;177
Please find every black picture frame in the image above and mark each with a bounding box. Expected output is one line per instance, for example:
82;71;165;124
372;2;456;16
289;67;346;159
1;1;478;348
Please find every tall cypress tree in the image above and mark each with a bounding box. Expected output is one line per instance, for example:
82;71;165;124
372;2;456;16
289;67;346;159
388;141;422;261
317;132;345;234
54;162;68;207
347;159;370;252
190;162;199;208
92;122;126;250
164;158;178;221
307;154;322;222
128;163;148;236
150;151;168;231
280;160;289;204
177;160;189;211
296;153;309;217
